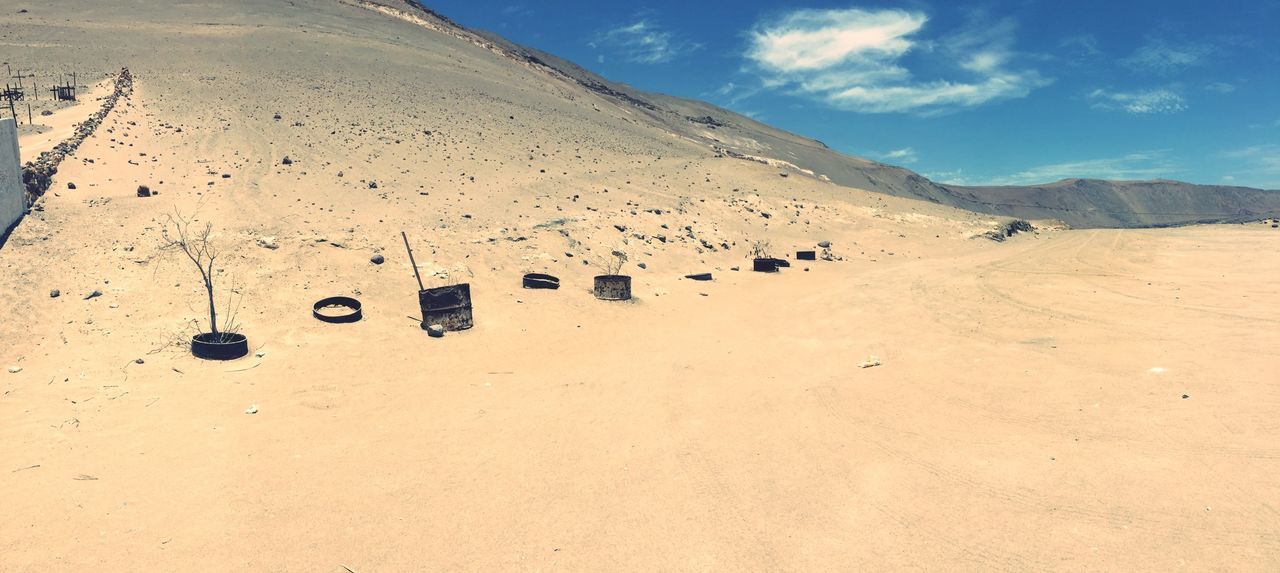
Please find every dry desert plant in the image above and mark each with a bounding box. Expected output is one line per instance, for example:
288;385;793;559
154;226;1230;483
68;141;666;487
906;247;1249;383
749;239;772;258
598;249;628;276
158;209;242;341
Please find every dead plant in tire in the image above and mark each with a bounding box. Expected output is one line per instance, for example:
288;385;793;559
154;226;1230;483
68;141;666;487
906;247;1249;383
158;209;242;343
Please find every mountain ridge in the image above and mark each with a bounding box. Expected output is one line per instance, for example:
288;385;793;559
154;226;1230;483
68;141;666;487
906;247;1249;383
372;0;1280;229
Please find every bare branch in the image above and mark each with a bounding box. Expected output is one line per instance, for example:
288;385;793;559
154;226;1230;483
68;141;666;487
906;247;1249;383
156;209;236;336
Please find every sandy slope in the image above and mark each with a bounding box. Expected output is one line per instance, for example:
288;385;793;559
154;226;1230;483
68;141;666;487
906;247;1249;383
1;1;1278;571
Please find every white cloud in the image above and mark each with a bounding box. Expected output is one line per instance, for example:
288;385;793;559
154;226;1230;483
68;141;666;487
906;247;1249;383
1204;81;1235;94
924;168;970;185
500;5;534;18
709;81;766;108
977;151;1178;185
1060;34;1102;59
1221;146;1276;162
874;147;919;165
593;20;700;65
1221;145;1280;188
1089;88;1187;114
1121;38;1212;75
745;8;1050;115
748;9;924;72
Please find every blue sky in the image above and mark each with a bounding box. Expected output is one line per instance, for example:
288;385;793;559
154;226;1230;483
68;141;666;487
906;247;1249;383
421;1;1280;188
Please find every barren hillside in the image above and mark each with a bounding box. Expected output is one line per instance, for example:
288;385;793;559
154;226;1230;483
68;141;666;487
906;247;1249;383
370;0;1280;229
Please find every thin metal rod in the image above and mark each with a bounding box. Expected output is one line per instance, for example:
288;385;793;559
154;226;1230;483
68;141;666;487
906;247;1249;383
401;231;425;291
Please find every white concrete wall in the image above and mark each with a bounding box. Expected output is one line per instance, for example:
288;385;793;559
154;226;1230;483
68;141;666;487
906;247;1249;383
0;118;23;235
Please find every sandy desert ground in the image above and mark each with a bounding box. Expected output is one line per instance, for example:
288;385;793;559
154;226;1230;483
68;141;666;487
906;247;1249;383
1;1;1278;571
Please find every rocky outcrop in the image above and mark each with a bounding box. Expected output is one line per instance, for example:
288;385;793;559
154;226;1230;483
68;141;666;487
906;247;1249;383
688;115;727;128
21;67;134;207
978;219;1035;242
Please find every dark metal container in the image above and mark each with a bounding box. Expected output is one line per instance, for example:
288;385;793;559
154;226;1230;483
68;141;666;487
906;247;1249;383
753;257;781;272
796;250;817;261
593;275;632;301
419;284;474;331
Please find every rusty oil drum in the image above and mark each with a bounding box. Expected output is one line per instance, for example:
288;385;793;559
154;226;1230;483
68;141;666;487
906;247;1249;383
753;257;782;272
593;275;632;301
419;283;474;331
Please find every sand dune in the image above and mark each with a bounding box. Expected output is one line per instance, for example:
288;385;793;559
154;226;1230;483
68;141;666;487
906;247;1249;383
1;1;1278;570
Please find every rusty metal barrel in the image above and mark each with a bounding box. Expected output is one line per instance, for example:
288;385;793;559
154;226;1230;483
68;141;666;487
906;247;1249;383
419;283;474;331
753;257;780;272
593;275;632;301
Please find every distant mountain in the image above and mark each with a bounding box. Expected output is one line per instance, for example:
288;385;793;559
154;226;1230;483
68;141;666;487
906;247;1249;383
936;179;1280;228
385;0;1280;228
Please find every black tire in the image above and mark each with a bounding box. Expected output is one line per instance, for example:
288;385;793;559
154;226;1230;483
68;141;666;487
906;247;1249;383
523;273;561;290
313;296;363;323
191;332;249;361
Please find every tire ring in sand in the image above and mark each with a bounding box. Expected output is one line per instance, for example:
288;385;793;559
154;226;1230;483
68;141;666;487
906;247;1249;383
313;296;363;324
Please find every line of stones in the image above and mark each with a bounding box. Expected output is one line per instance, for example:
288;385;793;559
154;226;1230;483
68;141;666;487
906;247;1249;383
20;67;134;207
